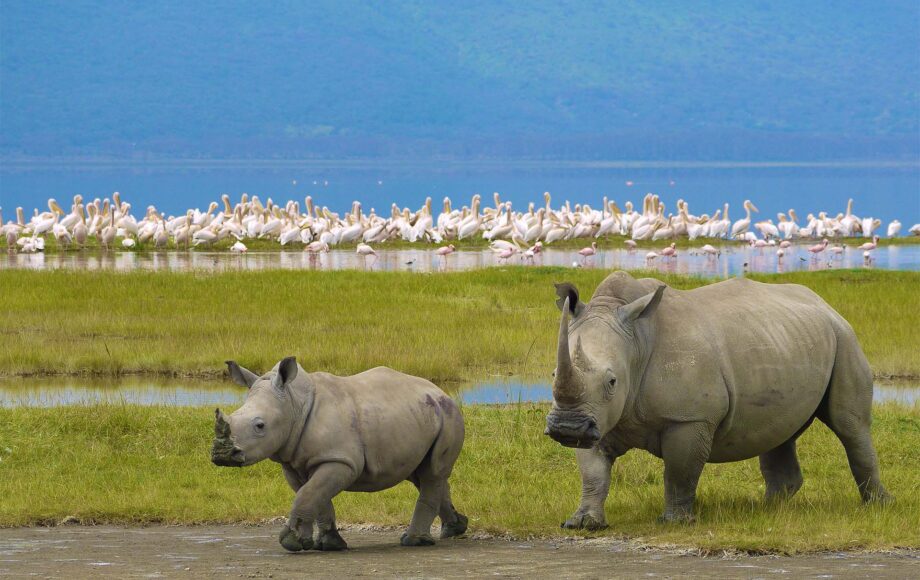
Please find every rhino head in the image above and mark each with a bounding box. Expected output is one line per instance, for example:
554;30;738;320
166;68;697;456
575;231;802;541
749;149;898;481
545;281;665;448
212;356;306;467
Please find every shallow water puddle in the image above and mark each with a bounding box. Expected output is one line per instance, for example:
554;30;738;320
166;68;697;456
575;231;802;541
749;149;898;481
2;243;919;275
0;378;915;407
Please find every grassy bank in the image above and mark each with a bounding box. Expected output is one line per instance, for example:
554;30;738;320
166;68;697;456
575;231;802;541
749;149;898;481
0;403;916;552
1;269;918;380
3;233;919;254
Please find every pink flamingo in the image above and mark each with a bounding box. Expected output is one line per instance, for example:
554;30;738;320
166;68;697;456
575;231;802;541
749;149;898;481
624;239;637;251
524;241;542;264
435;244;456;257
578;241;598;264
779;240;792;249
497;247;517;263
435;244;455;268
660;242;677;260
356;243;378;267
858;235;880;251
701;244;719;258
807;239;829;259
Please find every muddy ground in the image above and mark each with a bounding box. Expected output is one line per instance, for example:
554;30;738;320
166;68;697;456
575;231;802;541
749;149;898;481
0;524;917;579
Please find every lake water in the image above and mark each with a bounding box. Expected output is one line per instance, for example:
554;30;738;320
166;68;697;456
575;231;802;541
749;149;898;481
2;243;918;276
1;378;916;407
2;162;918;226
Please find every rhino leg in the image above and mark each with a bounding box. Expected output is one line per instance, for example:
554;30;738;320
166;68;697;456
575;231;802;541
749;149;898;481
402;421;463;547
314;500;348;551
401;476;443;546
562;447;615;530
282;463;356;552
659;422;714;523
760;436;805;501
817;333;892;504
438;485;468;539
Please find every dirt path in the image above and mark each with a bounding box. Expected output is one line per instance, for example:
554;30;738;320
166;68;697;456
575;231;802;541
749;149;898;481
0;524;917;579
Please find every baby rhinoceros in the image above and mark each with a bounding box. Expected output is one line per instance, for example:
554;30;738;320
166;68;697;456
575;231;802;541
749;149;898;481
211;356;467;552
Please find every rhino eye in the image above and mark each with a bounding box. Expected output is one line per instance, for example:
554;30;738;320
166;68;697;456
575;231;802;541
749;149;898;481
603;376;617;399
252;418;266;435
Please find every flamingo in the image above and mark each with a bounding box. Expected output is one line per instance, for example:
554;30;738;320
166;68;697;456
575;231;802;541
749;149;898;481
356;243;377;260
624;239;637;251
857;236;880;251
230;241;248;253
701;244;719;257
578;241;598;264
660;243;677;260
807;239;829;259
304;241;329;253
435;244;456;257
496;247;517;263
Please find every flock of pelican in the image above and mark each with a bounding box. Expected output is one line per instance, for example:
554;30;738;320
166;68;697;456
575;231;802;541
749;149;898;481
2;192;918;258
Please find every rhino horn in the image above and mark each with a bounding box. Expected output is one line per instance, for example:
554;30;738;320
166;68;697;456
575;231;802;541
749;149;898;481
214;408;231;438
554;298;581;401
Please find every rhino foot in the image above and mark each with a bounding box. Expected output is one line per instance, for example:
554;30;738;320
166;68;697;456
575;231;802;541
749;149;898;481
657;509;695;524
561;513;608;530
440;513;469;539
864;489;894;505
279;524;314;552
315;529;348;551
400;532;436;547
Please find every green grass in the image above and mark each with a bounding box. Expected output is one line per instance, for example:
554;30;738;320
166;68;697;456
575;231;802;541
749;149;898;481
0;403;916;552
1;268;918;380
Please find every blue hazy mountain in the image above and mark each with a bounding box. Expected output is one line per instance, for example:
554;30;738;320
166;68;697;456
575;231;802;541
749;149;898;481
1;1;918;160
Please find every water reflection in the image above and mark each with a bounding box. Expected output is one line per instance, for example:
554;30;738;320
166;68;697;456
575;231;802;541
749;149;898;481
1;244;918;276
0;378;916;407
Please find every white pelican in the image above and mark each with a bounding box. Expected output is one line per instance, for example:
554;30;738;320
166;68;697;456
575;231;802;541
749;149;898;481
887;220;901;237
731;200;758;239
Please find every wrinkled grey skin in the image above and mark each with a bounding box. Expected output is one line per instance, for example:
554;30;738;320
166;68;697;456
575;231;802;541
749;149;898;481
546;271;891;528
212;357;467;551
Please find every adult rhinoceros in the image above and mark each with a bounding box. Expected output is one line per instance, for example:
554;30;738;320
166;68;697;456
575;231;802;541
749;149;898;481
545;271;890;527
212;357;467;551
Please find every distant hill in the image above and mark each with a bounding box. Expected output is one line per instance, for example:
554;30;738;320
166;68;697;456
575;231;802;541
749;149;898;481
1;1;918;160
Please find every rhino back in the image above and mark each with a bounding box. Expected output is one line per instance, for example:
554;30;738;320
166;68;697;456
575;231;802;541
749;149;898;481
640;278;846;462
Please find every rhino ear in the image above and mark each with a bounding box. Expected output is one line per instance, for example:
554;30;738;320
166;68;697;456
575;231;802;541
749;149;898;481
272;356;298;392
226;360;258;389
554;283;585;317
619;284;665;324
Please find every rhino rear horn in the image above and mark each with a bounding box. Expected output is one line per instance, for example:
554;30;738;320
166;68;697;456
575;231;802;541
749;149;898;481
226;361;259;389
554;282;584;317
